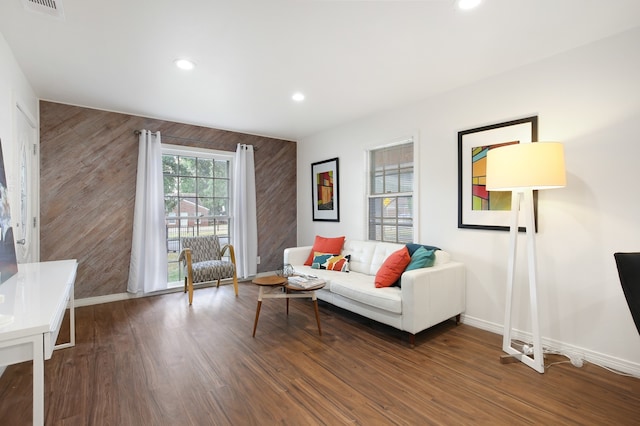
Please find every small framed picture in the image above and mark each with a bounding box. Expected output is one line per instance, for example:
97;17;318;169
311;157;339;222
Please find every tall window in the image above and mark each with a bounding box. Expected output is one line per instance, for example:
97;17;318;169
368;140;414;243
162;145;233;285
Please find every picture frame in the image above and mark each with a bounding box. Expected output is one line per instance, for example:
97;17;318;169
458;116;538;231
311;157;340;222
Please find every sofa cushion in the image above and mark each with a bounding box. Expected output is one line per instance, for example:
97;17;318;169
434;250;451;266
369;242;406;276
304;235;345;266
342;240;378;274
330;273;402;314
375;246;411;288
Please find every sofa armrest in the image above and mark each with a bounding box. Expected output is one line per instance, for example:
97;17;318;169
400;261;466;334
284;246;313;266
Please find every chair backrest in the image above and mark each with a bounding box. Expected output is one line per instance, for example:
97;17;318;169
614;252;640;335
182;235;221;263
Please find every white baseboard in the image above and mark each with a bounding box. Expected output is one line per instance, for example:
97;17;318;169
75;286;199;307
461;314;640;378
74;277;256;308
75;292;140;307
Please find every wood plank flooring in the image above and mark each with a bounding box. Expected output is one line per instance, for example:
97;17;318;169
1;282;639;425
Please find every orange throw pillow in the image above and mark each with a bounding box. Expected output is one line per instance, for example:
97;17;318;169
375;246;411;288
304;236;346;266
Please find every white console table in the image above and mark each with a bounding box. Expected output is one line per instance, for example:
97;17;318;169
0;259;78;425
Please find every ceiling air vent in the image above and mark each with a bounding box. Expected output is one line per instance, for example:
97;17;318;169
22;0;65;20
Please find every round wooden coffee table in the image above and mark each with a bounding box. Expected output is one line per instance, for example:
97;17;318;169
252;275;287;287
251;275;325;337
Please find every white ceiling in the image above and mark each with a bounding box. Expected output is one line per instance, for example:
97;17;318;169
1;0;640;141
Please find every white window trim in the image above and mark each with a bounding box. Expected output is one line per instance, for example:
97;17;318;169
364;132;420;243
162;143;236;287
162;143;234;162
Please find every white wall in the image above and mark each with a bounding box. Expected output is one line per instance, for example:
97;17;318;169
297;27;640;374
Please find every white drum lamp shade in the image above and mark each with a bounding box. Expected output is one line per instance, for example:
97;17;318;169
486;142;566;192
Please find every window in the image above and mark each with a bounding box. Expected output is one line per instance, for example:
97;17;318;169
368;140;414;243
162;145;233;285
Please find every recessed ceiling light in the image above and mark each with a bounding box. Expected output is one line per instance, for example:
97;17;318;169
457;0;481;10
292;92;305;102
175;59;195;70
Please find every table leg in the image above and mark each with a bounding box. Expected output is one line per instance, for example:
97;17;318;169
33;335;44;425
252;286;265;337
69;282;76;347
55;282;76;351
252;301;262;337
312;293;322;336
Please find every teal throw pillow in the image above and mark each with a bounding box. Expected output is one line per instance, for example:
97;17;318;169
406;243;440;256
405;246;436;271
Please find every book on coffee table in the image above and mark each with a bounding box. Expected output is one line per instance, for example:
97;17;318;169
287;275;325;289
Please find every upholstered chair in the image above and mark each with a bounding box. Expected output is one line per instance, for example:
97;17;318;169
614;252;640;335
179;235;238;305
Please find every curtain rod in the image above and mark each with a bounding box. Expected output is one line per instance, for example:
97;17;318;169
133;130;257;150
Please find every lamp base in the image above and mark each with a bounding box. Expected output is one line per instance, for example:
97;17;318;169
499;352;544;365
499;354;521;364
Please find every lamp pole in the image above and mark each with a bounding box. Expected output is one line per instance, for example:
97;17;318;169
502;188;544;373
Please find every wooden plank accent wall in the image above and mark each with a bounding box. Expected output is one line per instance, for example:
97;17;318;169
40;101;297;299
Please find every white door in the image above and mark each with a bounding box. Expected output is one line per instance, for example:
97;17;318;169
14;105;38;263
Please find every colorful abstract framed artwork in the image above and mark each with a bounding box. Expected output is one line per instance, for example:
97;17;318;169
457;116;538;231
311;157;340;222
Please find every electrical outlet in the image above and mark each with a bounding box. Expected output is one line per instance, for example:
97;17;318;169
257;256;261;264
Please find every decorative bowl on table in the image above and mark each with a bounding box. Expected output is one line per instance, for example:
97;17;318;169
276;263;295;278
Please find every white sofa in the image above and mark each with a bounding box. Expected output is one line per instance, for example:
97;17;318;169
284;239;466;346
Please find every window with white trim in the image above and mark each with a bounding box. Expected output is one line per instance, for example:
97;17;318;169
162;144;234;285
367;140;414;243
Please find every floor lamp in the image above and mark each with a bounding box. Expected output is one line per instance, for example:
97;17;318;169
486;142;566;373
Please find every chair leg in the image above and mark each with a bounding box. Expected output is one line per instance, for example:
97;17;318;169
184;277;187;293
232;271;239;297
187;277;194;305
216;278;221;288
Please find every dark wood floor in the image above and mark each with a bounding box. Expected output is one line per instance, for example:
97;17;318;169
1;282;639;425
